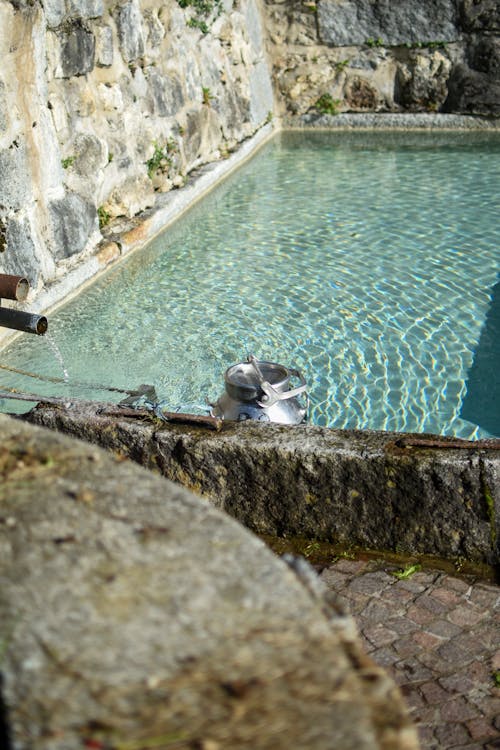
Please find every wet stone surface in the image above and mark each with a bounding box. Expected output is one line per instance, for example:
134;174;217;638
320;559;500;750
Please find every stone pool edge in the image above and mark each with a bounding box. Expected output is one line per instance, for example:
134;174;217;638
285;113;500;130
25;400;500;570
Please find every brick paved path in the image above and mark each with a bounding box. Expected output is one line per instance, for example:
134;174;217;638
320;559;500;750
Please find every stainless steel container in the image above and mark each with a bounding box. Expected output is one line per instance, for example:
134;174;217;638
210;354;308;424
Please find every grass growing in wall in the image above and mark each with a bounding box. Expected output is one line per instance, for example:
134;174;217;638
146;138;180;180
176;0;222;33
314;93;341;115
97;206;111;229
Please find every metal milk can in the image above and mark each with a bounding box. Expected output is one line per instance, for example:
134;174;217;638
210;354;308;424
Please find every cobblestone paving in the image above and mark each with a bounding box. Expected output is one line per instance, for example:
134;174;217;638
320;559;500;750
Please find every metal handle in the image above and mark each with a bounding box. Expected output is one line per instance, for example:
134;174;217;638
257;370;307;407
247;355;308;409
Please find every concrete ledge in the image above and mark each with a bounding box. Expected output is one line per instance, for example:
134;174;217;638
25;400;500;567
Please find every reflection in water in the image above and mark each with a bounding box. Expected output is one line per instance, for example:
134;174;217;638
461;278;500;436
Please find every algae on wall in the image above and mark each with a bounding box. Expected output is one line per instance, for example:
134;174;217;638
0;0;274;333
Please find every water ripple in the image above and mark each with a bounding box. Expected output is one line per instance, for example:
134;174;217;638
1;132;499;437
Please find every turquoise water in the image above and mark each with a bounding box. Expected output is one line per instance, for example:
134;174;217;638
1;131;499;438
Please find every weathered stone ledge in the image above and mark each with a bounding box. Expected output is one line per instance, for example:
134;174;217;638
25;400;500;567
286;112;500;130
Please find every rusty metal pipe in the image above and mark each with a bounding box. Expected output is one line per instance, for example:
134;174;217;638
0;274;29;301
0;307;48;335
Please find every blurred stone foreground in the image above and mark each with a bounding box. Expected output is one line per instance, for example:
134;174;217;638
0;413;419;750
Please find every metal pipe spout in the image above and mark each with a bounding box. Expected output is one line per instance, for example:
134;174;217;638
0;306;48;335
0;273;48;335
0;274;29;301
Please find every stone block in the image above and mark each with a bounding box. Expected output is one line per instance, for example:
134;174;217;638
249;58;275;123
104;175;155;219
183;107;204;162
67;0;104;19
245;0;267;53
24;407;500;565
468;37;500;77
395;51;452;110
317;0;460;47
146;68;185;117
43;0;104;27
143;8;165;49
55;24;96;78
0;142;31;211
0;214;42;287
97;81;124;111
0;78;7;134
114;0;145;62
71;132;108;177
49;191;97;259
0;414;419;750
58;78;97;118
42;0;66;28
96;240;120;267
459;0;500;33
94;23;114;67
443;62;500;115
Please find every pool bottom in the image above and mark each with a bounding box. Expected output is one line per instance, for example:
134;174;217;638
0;130;499;439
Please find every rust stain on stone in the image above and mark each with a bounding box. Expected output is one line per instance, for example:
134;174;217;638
96;241;120;267
121;222;149;250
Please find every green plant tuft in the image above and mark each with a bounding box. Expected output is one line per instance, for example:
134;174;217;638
303;541;321;558
202;86;214;106
177;0;222;33
146;140;177;179
335;59;350;72
61;156;75;169
315;93;341;116
97;206;111;229
391;563;421;580
366;37;384;48
187;17;209;33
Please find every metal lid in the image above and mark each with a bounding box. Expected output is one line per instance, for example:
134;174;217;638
224;357;290;402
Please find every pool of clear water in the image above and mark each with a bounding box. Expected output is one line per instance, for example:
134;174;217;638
1;131;499;438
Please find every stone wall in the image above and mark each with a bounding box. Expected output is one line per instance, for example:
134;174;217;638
0;0;274;333
262;0;500;119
